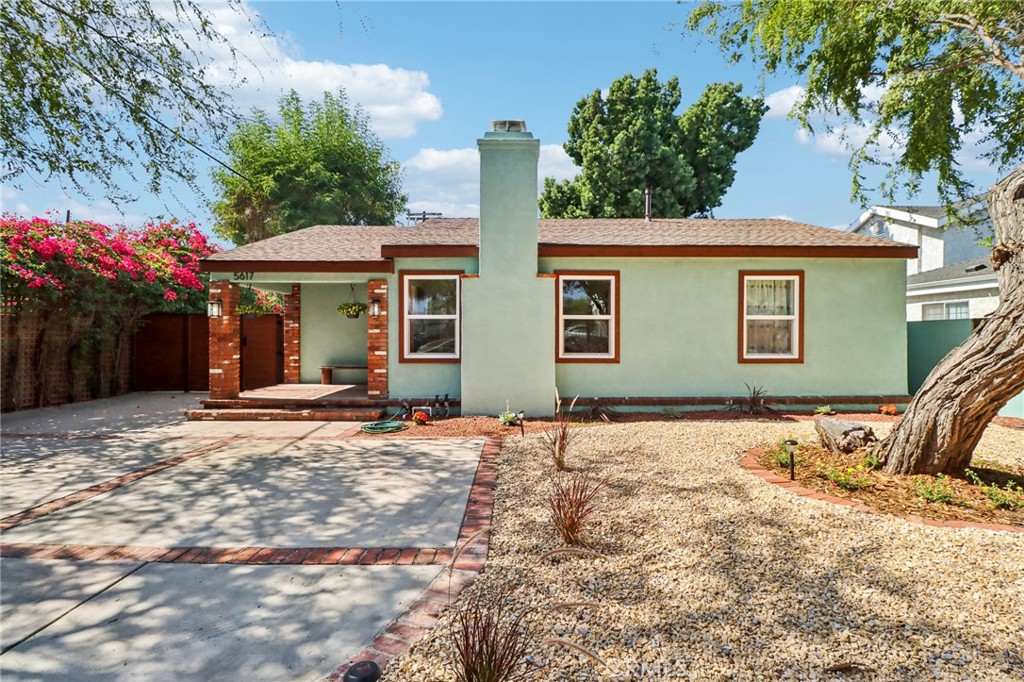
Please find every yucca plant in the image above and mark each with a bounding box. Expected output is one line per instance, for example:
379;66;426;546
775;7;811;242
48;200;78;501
542;389;579;470
446;586;533;682
549;472;606;546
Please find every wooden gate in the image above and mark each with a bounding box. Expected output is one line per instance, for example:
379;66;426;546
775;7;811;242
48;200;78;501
133;313;283;392
132;313;209;391
241;314;284;390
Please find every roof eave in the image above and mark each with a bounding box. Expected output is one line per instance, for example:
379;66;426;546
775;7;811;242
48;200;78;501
200;259;395;274
537;244;919;259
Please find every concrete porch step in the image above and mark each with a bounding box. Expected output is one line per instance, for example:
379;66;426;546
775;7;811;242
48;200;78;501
185;407;385;422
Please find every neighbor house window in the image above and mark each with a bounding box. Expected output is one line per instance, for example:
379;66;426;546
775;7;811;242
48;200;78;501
400;272;460;362
923;301;969;321
739;271;804;363
557;271;619;362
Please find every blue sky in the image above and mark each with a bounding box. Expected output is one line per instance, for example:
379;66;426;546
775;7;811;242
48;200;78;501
2;1;1001;238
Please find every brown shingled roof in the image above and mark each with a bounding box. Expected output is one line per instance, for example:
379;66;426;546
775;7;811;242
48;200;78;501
201;217;915;272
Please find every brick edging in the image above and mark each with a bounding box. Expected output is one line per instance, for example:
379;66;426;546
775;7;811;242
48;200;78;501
0;543;456;565
741;447;1023;533
326;436;501;680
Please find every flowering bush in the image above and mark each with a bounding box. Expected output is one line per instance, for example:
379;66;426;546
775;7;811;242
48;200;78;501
878;403;899;416
1;214;218;315
412;411;430;425
1;214;220;408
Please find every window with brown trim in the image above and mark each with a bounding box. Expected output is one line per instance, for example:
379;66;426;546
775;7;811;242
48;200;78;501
739;271;804;363
399;271;461;362
556;271;619;362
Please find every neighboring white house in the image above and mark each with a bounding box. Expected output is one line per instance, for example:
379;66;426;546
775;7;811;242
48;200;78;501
848;201;998;321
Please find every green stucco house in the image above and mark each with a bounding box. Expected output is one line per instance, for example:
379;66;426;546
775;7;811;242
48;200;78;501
201;121;916;417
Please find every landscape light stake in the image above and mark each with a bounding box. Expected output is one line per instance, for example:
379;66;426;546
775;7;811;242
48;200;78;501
785;439;798;481
517;410;525;437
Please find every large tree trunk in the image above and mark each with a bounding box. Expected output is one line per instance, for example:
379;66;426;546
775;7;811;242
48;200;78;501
875;166;1024;475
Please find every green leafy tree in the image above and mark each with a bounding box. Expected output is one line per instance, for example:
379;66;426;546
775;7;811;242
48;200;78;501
690;1;1024;476
212;90;406;245
688;0;1023;207
1;0;251;201
540;69;766;219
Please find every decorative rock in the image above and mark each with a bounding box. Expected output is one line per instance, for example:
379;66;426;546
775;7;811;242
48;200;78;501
814;417;878;454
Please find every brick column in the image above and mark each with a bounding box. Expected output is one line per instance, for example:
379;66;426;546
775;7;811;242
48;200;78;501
283;284;301;383
208;281;241;399
367;279;388;398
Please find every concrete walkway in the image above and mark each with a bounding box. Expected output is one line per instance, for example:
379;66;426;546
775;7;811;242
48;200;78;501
0;393;486;681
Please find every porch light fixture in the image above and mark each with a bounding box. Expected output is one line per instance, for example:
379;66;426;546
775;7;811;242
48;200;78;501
207;299;223;318
368;297;381;317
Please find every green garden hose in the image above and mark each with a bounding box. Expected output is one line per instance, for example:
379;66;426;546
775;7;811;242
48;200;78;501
359;420;408;434
360;408;409;434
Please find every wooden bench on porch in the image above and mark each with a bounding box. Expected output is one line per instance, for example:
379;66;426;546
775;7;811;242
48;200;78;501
320;365;369;385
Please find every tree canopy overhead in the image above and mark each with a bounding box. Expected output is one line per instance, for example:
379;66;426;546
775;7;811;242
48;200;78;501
1;0;250;202
539;69;766;219
688;0;1024;207
211;90;406;246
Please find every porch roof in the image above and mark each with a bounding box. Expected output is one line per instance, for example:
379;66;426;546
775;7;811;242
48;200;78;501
201;217;916;272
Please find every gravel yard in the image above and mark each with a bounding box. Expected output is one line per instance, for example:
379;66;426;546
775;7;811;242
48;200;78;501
384;419;1024;681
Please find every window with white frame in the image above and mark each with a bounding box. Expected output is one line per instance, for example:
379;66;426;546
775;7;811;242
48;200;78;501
922;301;969;321
402;273;460;360
740;272;803;362
557;273;618;361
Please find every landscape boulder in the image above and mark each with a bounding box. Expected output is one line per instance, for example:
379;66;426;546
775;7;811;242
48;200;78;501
815;418;878;454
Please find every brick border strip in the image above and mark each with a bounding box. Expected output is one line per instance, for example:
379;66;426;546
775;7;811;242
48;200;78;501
0;438;234;531
741;447;1023;533
0;543;456;565
326;436;501;680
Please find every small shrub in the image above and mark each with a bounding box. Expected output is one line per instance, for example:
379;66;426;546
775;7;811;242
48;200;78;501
446;586;533;682
498;399;518;426
878;403;899;416
861;451;880;471
825;465;871;491
542;391;578;471
965;469;1024;510
661;407;680;419
549;472;606;546
914;474;955;504
412;411;430;425
814;405;835;415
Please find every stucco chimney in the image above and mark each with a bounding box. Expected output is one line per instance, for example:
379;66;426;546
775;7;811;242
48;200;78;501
477;120;540;277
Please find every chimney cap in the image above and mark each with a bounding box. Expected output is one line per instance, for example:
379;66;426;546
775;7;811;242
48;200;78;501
490;120;527;133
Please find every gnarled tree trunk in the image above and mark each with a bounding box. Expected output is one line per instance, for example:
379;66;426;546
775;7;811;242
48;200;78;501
875;166;1024;475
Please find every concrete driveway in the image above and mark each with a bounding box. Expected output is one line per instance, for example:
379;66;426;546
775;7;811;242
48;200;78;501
0;393;487;681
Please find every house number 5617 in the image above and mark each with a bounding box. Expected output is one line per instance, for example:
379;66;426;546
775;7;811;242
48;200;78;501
232;272;255;281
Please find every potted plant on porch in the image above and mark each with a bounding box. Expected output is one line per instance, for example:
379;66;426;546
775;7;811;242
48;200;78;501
337;302;368;319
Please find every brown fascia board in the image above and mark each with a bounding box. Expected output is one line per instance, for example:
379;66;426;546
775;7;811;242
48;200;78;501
537;244;919;259
199;260;394;273
379;245;479;258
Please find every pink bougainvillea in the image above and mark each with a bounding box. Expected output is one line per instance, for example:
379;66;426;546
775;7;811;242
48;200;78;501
1;214;220;315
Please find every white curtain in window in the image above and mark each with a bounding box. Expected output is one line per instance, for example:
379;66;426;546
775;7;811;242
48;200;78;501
746;279;794;315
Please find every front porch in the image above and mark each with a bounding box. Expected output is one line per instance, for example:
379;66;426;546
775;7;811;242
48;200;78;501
189;383;461;422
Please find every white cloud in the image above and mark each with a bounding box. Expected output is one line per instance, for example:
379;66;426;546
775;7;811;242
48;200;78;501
539;144;578;183
795;122;904;163
764;85;805;119
403;147;479;217
187;2;443;139
402;143;579;218
767;214;794;221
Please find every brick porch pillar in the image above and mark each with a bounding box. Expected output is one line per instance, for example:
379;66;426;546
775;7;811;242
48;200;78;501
367;279;388;398
208;281;241;399
283;284;301;383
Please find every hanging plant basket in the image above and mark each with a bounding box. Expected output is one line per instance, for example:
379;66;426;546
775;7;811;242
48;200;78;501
337;302;367;319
